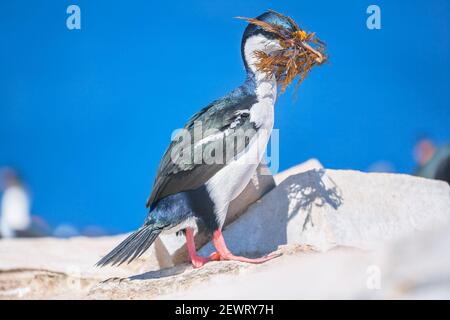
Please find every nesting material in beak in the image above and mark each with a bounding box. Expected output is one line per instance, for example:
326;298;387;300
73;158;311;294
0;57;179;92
237;10;327;94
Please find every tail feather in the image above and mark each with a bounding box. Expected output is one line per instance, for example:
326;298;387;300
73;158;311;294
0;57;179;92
128;228;157;263
112;228;149;266
96;224;161;267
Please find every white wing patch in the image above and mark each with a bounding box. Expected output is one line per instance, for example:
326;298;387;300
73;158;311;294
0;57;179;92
229;109;250;129
193;109;251;149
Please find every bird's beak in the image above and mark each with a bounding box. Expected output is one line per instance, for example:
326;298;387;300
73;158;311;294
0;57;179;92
301;42;325;64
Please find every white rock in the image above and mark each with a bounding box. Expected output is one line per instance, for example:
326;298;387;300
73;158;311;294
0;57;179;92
164;222;450;300
273;158;323;185
0;235;166;299
199;169;450;256
2;165;450;299
0;235;159;278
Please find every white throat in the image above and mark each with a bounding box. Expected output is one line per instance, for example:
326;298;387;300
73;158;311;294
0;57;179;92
243;34;279;128
243;34;279;101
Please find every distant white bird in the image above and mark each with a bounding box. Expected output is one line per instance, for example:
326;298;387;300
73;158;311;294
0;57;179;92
0;169;30;238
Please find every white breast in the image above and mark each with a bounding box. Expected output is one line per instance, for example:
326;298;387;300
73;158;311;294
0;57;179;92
206;77;277;227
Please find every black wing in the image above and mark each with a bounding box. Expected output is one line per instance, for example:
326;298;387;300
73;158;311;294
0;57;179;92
146;91;258;209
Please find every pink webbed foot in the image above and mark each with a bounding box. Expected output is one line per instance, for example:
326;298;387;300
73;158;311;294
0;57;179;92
212;229;281;264
216;252;280;263
190;254;209;269
191;252;222;268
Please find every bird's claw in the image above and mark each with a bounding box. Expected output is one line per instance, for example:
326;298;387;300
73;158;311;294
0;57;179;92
209;252;222;261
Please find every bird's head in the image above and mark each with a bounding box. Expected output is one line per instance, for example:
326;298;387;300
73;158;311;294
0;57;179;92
239;10;326;93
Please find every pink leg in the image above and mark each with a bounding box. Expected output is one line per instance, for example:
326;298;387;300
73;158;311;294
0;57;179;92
212;229;281;263
185;228;209;268
185;228;220;268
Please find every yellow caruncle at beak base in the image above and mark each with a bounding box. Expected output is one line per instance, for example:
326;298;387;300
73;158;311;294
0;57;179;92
293;30;307;41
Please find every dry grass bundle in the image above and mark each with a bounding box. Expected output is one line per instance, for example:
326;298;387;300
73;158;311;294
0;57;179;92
237;10;327;94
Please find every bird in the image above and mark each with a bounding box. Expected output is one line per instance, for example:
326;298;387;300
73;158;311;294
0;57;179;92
96;10;325;269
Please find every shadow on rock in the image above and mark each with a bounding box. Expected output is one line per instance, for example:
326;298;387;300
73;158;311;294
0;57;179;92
199;168;344;259
128;264;190;281
281;169;343;230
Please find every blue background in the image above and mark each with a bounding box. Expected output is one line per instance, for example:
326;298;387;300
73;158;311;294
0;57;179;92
1;0;449;233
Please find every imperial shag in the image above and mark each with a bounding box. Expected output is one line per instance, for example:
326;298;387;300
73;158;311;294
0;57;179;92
97;11;324;269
